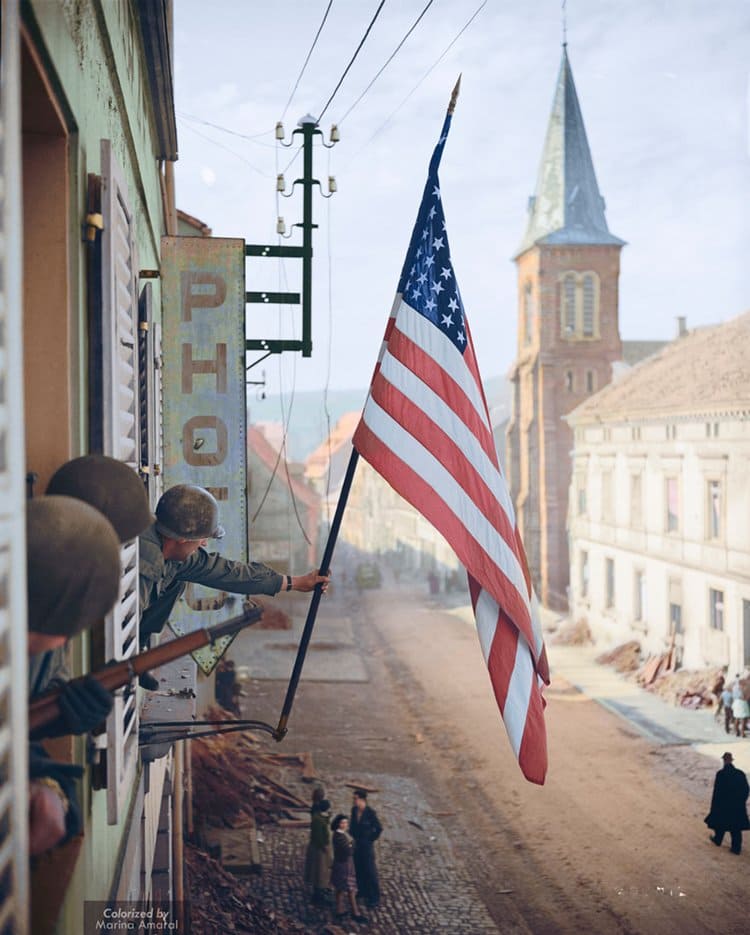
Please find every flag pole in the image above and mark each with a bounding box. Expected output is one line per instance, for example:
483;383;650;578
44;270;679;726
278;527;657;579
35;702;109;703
273;447;360;740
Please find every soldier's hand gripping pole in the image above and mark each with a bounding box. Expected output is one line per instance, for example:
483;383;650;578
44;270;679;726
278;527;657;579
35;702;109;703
29;605;264;735
274;448;359;741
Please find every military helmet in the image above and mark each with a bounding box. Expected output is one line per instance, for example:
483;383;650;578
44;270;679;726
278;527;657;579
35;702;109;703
46;454;153;543
155;485;225;540
26;496;122;637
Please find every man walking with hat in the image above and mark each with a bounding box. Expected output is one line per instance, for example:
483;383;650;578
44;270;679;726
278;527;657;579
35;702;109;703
705;751;750;854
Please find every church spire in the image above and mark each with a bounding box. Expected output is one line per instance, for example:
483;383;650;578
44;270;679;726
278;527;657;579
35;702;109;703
517;48;623;256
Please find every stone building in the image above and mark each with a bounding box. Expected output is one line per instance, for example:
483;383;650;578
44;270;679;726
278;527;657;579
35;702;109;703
567;313;750;672
506;48;626;610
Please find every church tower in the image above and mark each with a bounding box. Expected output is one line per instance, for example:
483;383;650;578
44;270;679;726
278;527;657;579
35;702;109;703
506;48;624;610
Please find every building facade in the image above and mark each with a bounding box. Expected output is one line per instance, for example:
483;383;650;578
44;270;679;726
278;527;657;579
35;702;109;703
1;1;186;930
506;49;624;610
567;313;750;672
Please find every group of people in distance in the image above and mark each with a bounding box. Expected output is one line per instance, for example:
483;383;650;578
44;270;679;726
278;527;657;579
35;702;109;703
305;786;382;923
716;670;750;738
28;454;328;856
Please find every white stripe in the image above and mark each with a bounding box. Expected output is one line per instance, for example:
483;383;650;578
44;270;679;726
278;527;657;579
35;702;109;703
395;300;485;429
362;395;531;611
504;629;535;756
475;586;499;663
374;292;405;366
379;348;517;529
475;588;533;757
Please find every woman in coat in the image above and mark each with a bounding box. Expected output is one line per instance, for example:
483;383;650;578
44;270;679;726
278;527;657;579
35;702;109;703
330;814;367;923
304;788;333;905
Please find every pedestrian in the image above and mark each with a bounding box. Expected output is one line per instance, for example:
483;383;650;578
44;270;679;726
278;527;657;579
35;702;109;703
138;484;330;687
350;788;382;909
330;814;367;923
304;788;333;906
732;694;750;738
705;752;750;854
721;687;735;734
712;667;727;721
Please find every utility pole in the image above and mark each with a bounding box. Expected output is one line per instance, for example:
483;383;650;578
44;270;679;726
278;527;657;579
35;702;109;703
245;115;337;366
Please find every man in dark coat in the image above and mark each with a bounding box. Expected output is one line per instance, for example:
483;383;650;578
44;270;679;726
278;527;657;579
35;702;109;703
350;788;382;908
705;751;750;854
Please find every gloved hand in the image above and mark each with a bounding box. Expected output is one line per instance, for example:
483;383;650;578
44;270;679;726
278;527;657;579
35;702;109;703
58;677;113;734
32;677;114;739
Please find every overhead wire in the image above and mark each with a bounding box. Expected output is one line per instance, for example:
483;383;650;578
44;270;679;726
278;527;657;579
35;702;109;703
177;110;275;144
344;0;488;162
316;0;387;123
337;0;437;125
178;118;272;178
281;0;335;120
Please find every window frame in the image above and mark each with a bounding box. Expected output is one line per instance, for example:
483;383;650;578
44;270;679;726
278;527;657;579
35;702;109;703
559;270;601;340
709;587;724;632
605;556;615;609
665;475;679;534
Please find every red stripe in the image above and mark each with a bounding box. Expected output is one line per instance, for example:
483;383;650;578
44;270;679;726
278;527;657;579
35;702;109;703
369;370;518;556
518;679;548;785
354;419;537;663
387;326;499;469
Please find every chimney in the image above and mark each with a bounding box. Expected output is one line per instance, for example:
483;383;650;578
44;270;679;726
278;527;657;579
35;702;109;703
676;316;687;338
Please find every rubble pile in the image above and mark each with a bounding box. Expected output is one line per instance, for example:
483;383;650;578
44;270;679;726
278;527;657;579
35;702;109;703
190;711;312;827
185;843;311;934
549;617;593;646
186;714;325;933
642;665;726;708
595;640;642;672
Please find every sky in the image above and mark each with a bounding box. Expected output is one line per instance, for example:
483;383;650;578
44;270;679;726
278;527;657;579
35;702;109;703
173;0;750;401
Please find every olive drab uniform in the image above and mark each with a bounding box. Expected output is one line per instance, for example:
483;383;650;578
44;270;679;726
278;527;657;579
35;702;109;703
138;523;284;644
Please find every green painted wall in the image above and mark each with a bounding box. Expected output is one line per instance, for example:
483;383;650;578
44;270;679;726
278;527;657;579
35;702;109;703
25;0;171;925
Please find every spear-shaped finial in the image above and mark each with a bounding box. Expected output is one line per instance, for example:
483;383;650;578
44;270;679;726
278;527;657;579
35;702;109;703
448;74;462;115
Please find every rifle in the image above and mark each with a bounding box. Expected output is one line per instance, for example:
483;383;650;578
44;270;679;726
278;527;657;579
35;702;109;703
29;605;264;734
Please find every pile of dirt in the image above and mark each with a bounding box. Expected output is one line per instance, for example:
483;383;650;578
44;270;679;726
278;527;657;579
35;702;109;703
596;640;641;672
191;714;314;827
549;618;592;646
644;665;726;708
185;843;312;934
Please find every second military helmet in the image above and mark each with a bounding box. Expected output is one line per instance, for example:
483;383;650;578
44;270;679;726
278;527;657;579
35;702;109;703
27;496;122;637
46;454;153;543
154;485;225;541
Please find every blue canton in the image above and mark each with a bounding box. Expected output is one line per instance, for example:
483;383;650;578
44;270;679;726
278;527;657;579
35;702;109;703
396;118;466;355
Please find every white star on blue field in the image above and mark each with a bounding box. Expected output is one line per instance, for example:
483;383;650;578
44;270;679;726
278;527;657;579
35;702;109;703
397;158;467;355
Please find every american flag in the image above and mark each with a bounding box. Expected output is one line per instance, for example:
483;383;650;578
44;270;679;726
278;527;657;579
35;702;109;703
353;97;549;785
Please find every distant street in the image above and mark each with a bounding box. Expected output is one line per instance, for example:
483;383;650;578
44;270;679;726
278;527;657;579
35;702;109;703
238;579;749;935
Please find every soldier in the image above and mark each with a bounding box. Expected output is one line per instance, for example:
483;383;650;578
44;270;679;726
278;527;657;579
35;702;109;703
137;484;329;687
30;455;154;717
26;495;124;855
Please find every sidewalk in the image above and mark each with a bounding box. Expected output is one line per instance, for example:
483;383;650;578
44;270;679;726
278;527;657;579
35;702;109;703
444;601;750;775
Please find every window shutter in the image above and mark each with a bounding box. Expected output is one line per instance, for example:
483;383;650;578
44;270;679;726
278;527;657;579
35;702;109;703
0;1;30;928
138;284;164;510
100;140;140;824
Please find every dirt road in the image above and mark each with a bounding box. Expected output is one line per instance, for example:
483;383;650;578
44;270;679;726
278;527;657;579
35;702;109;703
241;582;747;934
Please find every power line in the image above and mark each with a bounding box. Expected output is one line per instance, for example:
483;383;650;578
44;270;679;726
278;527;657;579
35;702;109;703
177;110;275;144
316;0;387;123
178;119;272;178
338;0;437;125
281;0;335;120
346;0;487;160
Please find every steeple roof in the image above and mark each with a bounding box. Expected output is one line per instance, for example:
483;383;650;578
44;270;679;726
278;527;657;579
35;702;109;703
517;48;624;256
